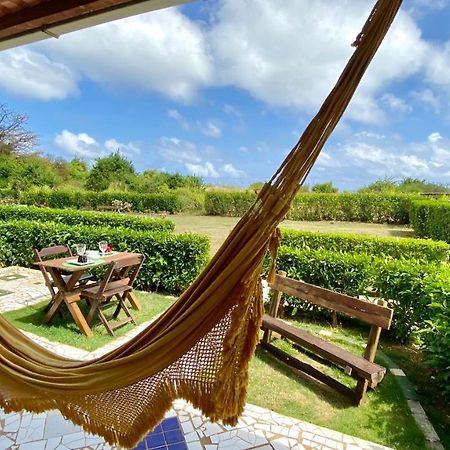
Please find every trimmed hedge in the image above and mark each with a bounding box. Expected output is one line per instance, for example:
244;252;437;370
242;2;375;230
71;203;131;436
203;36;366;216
21;189;184;213
0;220;209;294
273;245;443;343
204;191;256;216
281;229;449;262
205;191;419;224
420;266;450;399
0;205;174;233
410;199;450;243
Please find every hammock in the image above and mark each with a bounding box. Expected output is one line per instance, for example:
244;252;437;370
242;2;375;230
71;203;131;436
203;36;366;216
0;1;402;448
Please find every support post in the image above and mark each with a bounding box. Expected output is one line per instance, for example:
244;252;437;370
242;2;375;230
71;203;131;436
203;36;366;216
262;270;286;343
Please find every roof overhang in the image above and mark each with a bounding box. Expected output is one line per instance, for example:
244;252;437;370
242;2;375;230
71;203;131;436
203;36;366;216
0;0;191;51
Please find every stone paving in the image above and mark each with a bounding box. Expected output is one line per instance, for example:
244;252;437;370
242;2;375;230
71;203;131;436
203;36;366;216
0;266;392;450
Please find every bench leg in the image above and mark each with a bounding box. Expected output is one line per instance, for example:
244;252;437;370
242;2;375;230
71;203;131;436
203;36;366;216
354;379;369;405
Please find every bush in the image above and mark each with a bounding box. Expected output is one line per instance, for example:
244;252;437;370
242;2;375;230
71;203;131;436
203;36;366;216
281;229;449;262
274;246;372;320
204;191;256;216
20;189;184;213
0;205;174;232
420;266;450;399
410;199;450;243
288;193;418;224
0;220;209;294
205;191;418;223
271;245;446;342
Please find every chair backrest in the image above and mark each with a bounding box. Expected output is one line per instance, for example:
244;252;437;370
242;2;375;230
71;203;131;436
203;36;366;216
34;245;73;293
96;254;145;298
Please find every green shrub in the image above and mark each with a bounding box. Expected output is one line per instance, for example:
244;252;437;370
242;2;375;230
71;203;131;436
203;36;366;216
281;229;449;262
0;220;209;294
0;205;174;232
205;191;418;223
20;189;184;213
371;259;436;342
271;245;445;342
420;266;450;399
288;193;418;224
410;199;450;243
274;246;372;320
204;191;256;216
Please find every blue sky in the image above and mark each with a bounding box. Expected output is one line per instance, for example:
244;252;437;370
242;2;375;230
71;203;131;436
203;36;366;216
1;0;450;190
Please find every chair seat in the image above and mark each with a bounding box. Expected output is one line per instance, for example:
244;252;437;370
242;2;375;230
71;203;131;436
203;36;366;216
82;278;131;300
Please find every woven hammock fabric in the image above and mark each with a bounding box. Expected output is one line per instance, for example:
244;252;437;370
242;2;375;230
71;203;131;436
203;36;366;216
0;1;402;448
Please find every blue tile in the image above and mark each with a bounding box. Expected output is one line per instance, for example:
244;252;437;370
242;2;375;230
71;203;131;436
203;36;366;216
164;429;184;444
162;417;180;431
153;424;163;433
146;432;166;448
133;441;147;450
168;443;188;450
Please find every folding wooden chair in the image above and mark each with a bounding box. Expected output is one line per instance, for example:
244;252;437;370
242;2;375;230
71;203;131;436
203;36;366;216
34;245;95;315
80;254;145;336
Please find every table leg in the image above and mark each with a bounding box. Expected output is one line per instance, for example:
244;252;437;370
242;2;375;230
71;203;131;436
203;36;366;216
66;296;92;337
43;292;63;323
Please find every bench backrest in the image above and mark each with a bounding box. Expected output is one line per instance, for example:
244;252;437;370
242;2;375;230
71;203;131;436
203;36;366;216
270;273;393;330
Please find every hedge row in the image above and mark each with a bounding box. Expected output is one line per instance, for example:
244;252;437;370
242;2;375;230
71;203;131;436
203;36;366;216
20;189;185;213
0;220;209;294
410;199;450;243
0;205;174;233
205;192;420;224
281;229;449;262
274;246;439;343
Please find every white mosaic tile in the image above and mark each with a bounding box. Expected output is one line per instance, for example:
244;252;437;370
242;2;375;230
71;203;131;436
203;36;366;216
0;436;14;450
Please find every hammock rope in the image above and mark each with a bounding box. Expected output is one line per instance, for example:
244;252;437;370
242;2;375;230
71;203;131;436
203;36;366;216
0;1;403;448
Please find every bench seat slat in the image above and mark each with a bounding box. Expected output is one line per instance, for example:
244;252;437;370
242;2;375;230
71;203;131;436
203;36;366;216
262;314;386;385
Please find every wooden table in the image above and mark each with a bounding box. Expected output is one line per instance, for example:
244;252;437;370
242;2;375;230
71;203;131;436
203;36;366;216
36;251;142;336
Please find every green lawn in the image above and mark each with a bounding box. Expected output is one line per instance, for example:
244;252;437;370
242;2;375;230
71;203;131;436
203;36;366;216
3;291;177;352
5;291;427;449
166;215;414;255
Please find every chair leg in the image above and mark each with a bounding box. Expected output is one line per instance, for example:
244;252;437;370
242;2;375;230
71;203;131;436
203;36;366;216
118;293;137;325
97;308;115;336
86;300;100;326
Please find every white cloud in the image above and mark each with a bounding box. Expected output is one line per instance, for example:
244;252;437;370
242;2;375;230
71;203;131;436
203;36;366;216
104;138;140;155
0;48;78;100
158;137;202;164
168;109;189;130
54;130;139;158
201;120;222;138
40;8;212;102
380;93;411;113
411;88;441;112
222;163;245;178
323;130;450;183
186;161;219;178
428;132;442;143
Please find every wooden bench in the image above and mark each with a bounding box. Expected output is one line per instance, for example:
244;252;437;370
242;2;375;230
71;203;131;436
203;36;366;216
261;272;393;405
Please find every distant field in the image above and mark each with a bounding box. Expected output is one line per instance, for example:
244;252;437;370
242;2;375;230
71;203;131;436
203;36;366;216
167;215;414;256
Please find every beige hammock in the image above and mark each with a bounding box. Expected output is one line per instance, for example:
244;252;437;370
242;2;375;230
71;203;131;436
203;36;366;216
0;1;402;448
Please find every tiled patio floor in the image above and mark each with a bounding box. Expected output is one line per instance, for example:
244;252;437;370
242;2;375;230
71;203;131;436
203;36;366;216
0;267;392;450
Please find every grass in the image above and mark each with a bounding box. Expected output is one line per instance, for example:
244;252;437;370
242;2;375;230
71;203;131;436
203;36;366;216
3;291;177;352
167;215;414;255
5;292;428;448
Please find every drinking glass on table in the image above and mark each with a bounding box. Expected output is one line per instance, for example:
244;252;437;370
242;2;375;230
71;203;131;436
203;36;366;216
98;240;108;255
76;243;86;256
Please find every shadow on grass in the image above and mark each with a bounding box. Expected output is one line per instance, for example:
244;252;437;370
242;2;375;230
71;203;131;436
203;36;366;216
254;345;351;410
254;345;427;449
388;228;415;238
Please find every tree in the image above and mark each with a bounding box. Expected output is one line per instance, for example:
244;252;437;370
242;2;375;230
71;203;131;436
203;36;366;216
0;104;37;154
312;181;338;193
85;151;136;191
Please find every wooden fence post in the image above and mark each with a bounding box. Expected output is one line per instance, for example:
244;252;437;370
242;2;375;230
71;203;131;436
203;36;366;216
262;271;286;343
